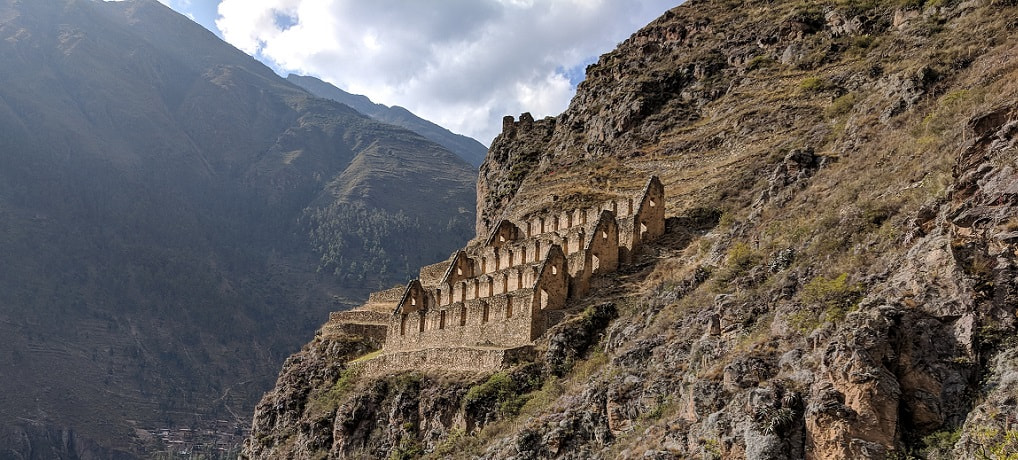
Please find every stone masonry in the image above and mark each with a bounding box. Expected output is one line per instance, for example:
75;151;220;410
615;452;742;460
329;176;665;373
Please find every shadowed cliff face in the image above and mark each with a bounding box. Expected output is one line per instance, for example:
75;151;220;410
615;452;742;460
0;0;475;455
247;1;1018;459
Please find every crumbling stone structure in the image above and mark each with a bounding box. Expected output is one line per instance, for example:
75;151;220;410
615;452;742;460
336;176;665;373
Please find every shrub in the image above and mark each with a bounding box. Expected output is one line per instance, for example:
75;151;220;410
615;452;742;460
971;426;1018;460
825;93;857;118
714;242;763;288
788;308;821;334
389;437;422;460
306;365;362;415
922;428;961;458
789;273;864;333
463;370;540;421
799;76;832;94
728;242;761;270
746;55;776;71
802;273;862;310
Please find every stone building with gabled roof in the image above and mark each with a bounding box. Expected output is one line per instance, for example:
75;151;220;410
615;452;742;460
331;176;666;373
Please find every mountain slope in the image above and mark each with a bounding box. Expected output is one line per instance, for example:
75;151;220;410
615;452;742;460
0;0;474;456
288;74;489;167
245;1;1018;459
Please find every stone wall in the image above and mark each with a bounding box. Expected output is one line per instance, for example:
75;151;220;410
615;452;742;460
330;176;665;372
385;244;570;352
367;286;405;305
320;321;387;345
328;310;389;324
360;346;535;375
419;258;453;287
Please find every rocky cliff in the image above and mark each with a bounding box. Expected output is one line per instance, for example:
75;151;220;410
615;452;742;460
245;1;1018;458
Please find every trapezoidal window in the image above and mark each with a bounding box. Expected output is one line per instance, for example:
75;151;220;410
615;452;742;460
551;265;558;276
482;302;489;324
439;310;446;330
649;198;656;208
418;312;426;332
602;230;609;240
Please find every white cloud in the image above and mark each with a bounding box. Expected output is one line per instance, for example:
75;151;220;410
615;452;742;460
216;0;677;144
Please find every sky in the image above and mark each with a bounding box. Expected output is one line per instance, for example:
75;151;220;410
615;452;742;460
135;0;678;145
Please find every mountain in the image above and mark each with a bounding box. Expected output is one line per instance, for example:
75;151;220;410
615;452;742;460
0;0;475;456
244;1;1018;459
287;74;489;167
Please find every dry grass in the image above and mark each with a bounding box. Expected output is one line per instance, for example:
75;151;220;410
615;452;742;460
421;3;1018;458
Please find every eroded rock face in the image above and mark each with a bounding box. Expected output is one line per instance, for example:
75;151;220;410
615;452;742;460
476;113;556;236
248;2;1018;459
243;333;376;459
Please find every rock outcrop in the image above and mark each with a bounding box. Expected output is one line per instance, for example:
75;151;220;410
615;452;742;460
245;1;1018;459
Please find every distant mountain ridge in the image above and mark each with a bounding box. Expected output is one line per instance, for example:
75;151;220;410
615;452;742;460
288;74;489;167
0;0;475;457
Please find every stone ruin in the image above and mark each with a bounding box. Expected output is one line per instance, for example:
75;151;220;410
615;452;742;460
324;176;666;373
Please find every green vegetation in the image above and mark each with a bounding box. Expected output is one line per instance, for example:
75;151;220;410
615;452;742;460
825;93;858;118
307;365;363;415
803;273;863;311
463;372;533;419
922;428;962;458
972;427;1018;460
390;437;423;460
713;242;763;288
790;274;864;333
350;349;383;363
799;76;833;94
746;55;777;71
702;438;723;459
305;201;473;286
518;378;565;417
432;429;466;457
